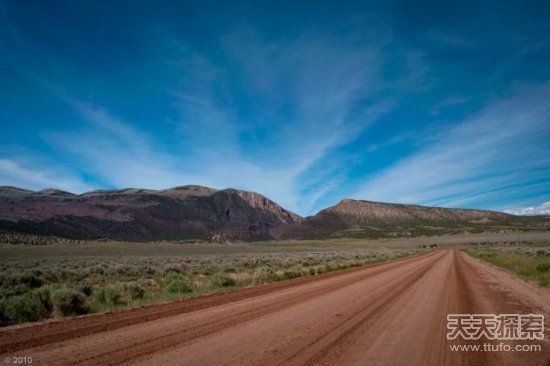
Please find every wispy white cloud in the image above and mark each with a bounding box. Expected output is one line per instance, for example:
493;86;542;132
1;27;434;215
46;100;201;190
353;82;550;208
505;202;550;216
0;158;91;193
160;31;395;213
175;31;387;164
39;38;387;213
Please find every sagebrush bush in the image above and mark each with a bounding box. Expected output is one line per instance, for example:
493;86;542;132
253;266;277;284
163;263;186;274
52;288;88;316
94;287;122;307
79;283;93;296
165;274;192;294
277;269;301;281
20;271;43;288
208;272;236;288
124;282;145;300
34;286;53;313
0;292;49;325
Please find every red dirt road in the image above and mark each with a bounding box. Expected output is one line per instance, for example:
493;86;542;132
1;250;549;365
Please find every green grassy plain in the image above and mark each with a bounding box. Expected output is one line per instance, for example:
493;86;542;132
465;246;550;287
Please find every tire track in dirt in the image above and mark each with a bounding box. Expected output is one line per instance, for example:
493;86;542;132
1;250;549;366
281;254;442;366
0;251;434;354
5;253;442;365
54;253;444;366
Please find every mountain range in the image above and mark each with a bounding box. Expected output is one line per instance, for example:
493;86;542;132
0;185;547;242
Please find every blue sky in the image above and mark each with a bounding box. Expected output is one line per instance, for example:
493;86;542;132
1;0;549;216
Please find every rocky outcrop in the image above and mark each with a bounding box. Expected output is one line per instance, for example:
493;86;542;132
0;185;302;241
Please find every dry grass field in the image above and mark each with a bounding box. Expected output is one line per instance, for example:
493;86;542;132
1;231;548;327
0;239;419;326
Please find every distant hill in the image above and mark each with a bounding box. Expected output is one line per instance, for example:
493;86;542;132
0;185;301;241
276;199;550;239
0;186;547;242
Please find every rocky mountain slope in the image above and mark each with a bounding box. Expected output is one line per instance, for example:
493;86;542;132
0;185;301;241
276;199;548;239
319;199;512;224
0;186;547;242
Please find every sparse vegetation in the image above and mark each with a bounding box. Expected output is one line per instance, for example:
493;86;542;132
208;272;236;288
51;288;88;316
536;263;550;273
0;231;83;245
124;281;145;300
165;273;192;294
93;287;122;309
0;291;49;325
0;240;420;326
465;247;550;287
